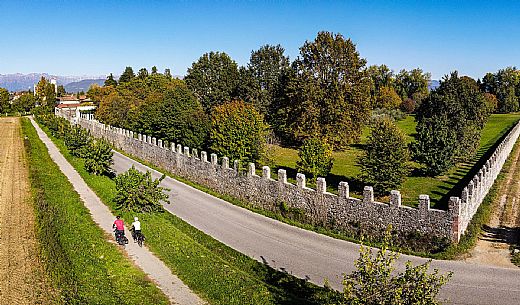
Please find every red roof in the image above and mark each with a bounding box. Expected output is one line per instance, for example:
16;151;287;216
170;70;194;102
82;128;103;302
56;103;80;109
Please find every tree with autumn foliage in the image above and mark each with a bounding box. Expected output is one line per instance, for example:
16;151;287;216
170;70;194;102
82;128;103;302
209;100;268;164
281;31;372;148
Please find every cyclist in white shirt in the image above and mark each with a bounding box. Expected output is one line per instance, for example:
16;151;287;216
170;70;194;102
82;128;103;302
131;217;141;242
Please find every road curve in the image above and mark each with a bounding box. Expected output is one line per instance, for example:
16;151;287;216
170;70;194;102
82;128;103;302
112;151;520;305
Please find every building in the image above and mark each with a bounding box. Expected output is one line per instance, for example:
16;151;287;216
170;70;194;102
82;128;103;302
54;94;95;122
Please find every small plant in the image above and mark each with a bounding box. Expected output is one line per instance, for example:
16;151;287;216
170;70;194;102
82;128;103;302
114;166;169;213
296;137;334;179
64;125;91;157
84;138;113;176
341;227;452;305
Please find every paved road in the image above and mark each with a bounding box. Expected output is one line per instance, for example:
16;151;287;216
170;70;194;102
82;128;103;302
112;151;520;305
31;118;205;305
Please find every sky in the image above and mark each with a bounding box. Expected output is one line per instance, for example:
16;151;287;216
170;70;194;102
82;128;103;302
0;0;518;80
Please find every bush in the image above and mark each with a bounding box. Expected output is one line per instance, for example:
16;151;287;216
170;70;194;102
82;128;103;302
296;137;334;179
360;117;410;194
64;125;91;157
114;166;169;213
400;98;416;113
371;108;406;122
85;138;113;175
374;86;402;109
209;100;268;164
341;228;452;305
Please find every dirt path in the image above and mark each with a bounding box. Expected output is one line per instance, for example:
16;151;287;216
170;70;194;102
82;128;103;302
0;117;54;304
466;139;520;268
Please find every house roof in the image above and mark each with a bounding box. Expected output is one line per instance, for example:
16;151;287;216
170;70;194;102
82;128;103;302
56;103;80;109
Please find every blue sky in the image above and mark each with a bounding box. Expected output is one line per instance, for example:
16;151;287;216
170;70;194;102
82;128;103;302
0;0;518;79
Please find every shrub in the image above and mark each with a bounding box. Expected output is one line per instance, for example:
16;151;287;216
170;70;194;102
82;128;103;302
400;98;416;113
114;166;169;213
360;117;410;194
296;137;334;179
341;228;452;305
64;125;91;157
209;100;268;164
371;108;406;122
375;86;402;109
84;138;113;175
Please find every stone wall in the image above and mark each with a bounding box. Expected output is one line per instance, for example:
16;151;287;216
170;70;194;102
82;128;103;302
75;113;520;243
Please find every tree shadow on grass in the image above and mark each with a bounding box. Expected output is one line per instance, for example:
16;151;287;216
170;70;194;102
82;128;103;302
251;256;341;305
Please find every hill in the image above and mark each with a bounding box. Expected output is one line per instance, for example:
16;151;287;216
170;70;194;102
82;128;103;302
64;79;105;92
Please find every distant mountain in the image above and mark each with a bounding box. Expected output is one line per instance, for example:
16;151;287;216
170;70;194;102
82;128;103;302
0;73;105;92
428;80;440;91
64;78;105;93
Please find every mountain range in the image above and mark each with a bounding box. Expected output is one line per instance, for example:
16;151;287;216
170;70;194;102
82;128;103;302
0;73;105;92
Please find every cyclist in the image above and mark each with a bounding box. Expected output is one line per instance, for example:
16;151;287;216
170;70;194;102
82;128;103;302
131;216;142;243
113;215;125;242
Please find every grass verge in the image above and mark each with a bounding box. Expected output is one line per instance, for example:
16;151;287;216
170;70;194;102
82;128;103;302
22;118;169;305
37;121;339;305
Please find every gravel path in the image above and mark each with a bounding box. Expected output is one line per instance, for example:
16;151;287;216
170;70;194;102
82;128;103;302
30;117;205;305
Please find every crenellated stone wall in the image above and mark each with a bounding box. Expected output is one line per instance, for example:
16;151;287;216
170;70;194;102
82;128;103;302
74;113;520;243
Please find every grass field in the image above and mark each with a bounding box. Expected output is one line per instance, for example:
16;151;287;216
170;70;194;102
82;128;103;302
37;122;339;305
23;118;170;304
270;114;520;208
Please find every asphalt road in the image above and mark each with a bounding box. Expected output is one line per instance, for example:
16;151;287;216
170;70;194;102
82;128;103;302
112;151;520;305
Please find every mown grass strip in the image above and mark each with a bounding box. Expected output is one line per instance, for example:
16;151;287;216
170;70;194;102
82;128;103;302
22;118;169;305
37;121;338;305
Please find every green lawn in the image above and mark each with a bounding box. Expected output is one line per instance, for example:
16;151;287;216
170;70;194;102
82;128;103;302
270;114;520;208
37;121;338;305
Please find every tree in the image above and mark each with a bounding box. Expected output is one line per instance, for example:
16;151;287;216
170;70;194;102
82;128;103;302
400;98;416;113
164;68;172;79
119;66;135;83
395;68;431;104
239;44;290;119
413;72;489;176
209;100;268;164
282;31;372;148
360;117;410;194
84;138;113;176
114;166;169;213
104;73;118;87
185;51;240;112
130;83;209;149
151;66;158;75
0;88;9;113
12;93;36;113
64;126;91;158
483;93;498;113
494;67;519;113
138;68;149;80
340;228;452;305
375;86;402;109
35;76;56;108
296;137;334;179
57;85;66;96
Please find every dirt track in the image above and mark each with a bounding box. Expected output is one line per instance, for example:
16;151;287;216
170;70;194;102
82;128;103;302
466;138;520;268
0;117;53;304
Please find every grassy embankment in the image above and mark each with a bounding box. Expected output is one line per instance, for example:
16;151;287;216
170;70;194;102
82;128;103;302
22;118;169;304
270;114;520;208
37;121;339;305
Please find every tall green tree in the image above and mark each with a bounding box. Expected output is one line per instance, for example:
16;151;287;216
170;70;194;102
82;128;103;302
360;117;410;194
209;100;268;164
185;51;240;112
239;44;289;120
0;88;9;113
130;83;209;149
283;31;372;148
119;66;135;83
138;68;149;80
57;85;66;97
151;66;158;75
394;68;431;104
35;77;56;109
296;137;334;179
164;68;172;79
413;72;489;176
104;73;118;87
12;93;36;113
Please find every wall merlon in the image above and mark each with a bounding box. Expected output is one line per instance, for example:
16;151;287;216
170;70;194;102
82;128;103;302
363;186;374;204
176;144;182;154
338;181;349;199
210;153;217;165
296;173;306;188
419;194;430;212
183;146;190;157
390;190;401;207
201;151;208;162
317;177;326;194
278;169;287;184
158;139;163;148
262;166;271;180
222;157;229;169
248;163;256;177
